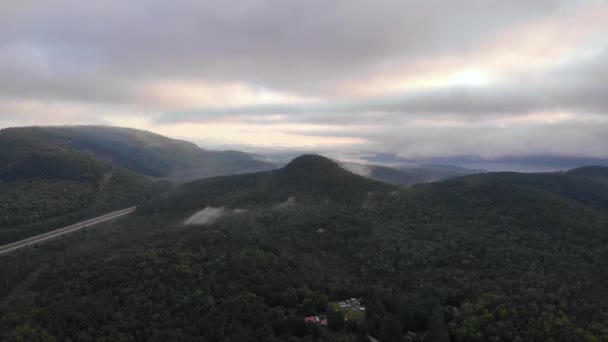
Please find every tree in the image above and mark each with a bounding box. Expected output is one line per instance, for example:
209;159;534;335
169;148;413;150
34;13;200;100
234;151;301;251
316;294;329;311
327;304;345;332
379;315;402;342
302;298;316;316
426;306;450;342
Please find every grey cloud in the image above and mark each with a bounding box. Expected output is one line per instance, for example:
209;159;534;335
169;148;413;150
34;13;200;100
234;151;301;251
156;86;543;123
373;120;608;159
156;58;608;125
293;119;608;160
2;0;608;161
195;116;608;161
0;0;576;102
177;39;608;124
0;111;110;127
0;41;137;103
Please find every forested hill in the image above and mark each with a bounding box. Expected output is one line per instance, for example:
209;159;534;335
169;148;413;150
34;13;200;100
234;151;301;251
566;166;608;186
0;130;168;244
139;154;391;216
1;156;607;341
0;126;275;180
341;161;482;185
418;166;608;212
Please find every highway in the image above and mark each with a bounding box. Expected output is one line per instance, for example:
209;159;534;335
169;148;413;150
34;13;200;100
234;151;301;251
0;207;136;256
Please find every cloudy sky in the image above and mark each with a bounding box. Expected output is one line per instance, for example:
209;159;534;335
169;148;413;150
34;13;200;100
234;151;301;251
2;0;608;159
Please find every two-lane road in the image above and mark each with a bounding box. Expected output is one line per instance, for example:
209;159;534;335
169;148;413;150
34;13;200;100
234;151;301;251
0;207;136;256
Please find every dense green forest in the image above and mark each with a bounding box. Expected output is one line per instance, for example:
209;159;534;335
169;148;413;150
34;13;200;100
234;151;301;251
340;162;482;185
1;155;607;341
0;124;275;244
0;130;168;244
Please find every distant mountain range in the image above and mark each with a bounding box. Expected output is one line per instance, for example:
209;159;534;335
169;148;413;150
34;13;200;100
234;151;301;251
1;126;490;244
340;161;483;185
8;124;604;248
246;150;484;185
362;153;608;172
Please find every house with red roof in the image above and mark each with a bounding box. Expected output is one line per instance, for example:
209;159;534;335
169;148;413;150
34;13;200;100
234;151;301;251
304;316;319;324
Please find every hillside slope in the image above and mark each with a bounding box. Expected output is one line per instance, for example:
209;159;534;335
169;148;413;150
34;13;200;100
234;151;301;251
341;162;482;185
1;159;607;341
140;154;390;217
0;126;275;179
0;130;168;244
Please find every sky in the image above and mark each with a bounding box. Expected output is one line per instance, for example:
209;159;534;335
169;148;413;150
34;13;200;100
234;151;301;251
2;0;608;160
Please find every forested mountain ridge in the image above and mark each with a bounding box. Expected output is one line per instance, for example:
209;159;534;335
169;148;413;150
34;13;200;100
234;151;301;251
566;166;608;186
421;167;608;212
139;155;390;217
0;130;168;244
0;126;275;179
0;156;607;341
340;161;482;185
0;125;274;244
